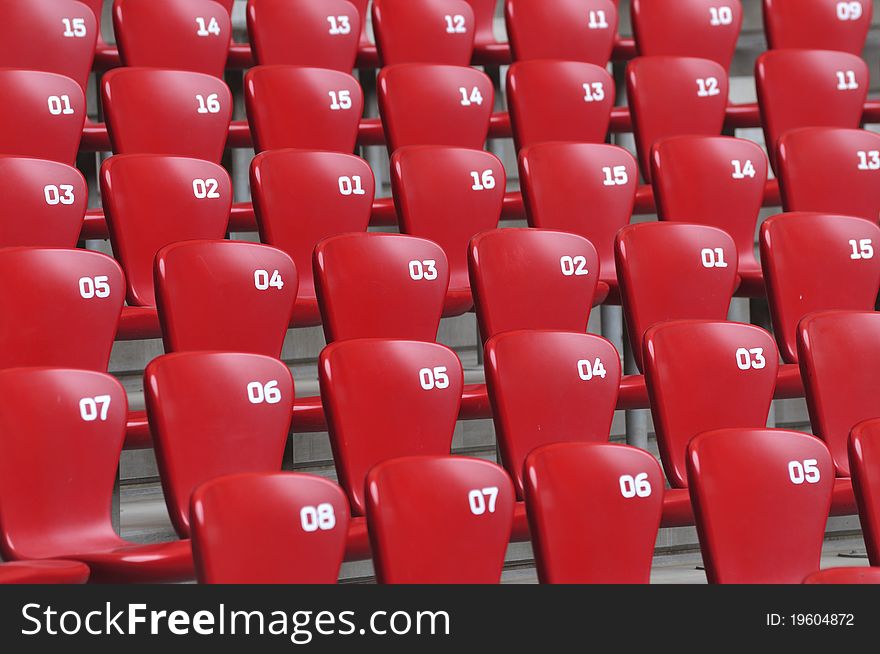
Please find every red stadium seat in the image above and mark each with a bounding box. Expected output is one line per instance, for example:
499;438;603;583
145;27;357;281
246;0;361;70
0;368;193;582
245;65;364;154
631;0;742;69
626;56;728;180
365;456;514;583
101;154;232;307
191;472;350;584
504;0;617;65
507;60;614;151
391;146;504;316
469;228;600;342
314;233;449;343
524;442;663;583
0;248;123;371
0;156;87;248
320;339;463;514
760;212;880;363
377;63;493;153
372;0;475;66
155;240;298;356
652;136;767;296
146;351;295;538
850;418;880;565
803;567;880;584
102;68;232;162
0;560;90;585
0;0;97;92
113;0;231;78
466;0;499;50
763;0;872;54
616;223;738;371
485;331;621;497
687;428;834;584
778;127;880;222
519;142;637;296
645;320;779;488
0;70;85;164
756;50;868;169
251;149;373;328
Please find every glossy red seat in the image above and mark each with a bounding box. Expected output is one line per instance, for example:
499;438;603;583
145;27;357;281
155;240;297;356
504;0;617;65
247;0;360;70
524;442;663;583
101;154;232;306
616;223;738;371
320;339;463;515
0;156;86;247
778;127;880;222
251;149;373;328
191;472;350;584
688;428;834;584
466;0;499;50
377;63;493;153
645;320;779;488
485;330;621;497
469;228;600;342
756;50;868;170
0;70;85;164
146;352;295;538
0;368;193;583
803;567;880;584
626;56;728;180
652;136;767;296
507;60;614;151
391;146;504;316
760;212;880;363
0;560;90;585
631;0;742;69
372;0;475;66
519;143;637;295
314;233;450;343
850;419;880;565
366;456;514;583
0;248;123;371
763;0;871;54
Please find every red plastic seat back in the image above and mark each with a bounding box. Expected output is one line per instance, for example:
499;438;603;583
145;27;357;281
378;64;493;153
756;50;867;170
0;156;87;248
850;419;880;565
778;127;880;222
804;567;880;584
467;0;499;47
155;240;297;357
616;222;738;371
101;154;232;306
798;311;880;477
245;65;363;154
0;70;85;165
505;0;617;64
0;248;123;371
0;0;97;92
687;428;834;584
320;340;463;515
644;320;779;488
626;56;728;180
146;351;295;538
247;0;360;70
524;442;663;583
520;143;637;286
507;60;614;151
372;0;475;66
469;228;600;343
314;233;450;343
763;0;872;54
191;472;350;584
0;368;127;560
366;456;514;583
631;0;742;69
485;331;621;497
760;212;880;363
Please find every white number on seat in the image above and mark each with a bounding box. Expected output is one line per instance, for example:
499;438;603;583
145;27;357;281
602;165;628;186
408;260;438;281
837;2;863;20
583;82;605;102
736;347;766;370
419;367;450;391
196;93;221;114
444;14;467;33
468;487;498;515
78;276;110;299
338;175;366;195
619;473;652;498
696;77;721;97
788;459;821;485
459;87;484;106
79;395;111;422
44;184;75;206
577;358;607;381
47;95;75;116
857;150;880;170
731;159;756;179
327;15;352;35
300;504;337;532
849;238;874;260
62;17;88;37
470;170;496;191
560;255;589;277
709;6;733;26
254;269;285;290
328;90;352;110
587;10;609;29
247;381;282;405
701;248;729;268
195;16;222;36
192;178;221;199
836;70;859;90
